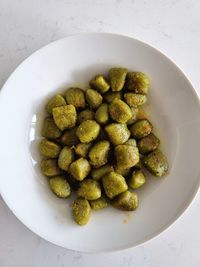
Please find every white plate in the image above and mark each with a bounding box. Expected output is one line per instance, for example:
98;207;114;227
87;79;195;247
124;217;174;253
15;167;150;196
0;33;200;253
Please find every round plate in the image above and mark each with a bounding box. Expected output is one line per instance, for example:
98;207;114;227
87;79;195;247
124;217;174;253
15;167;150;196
0;33;200;253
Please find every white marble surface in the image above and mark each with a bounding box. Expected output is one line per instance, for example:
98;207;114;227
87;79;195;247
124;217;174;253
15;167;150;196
1;0;200;266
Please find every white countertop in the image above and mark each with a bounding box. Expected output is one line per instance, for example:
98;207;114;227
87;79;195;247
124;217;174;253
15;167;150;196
1;0;200;266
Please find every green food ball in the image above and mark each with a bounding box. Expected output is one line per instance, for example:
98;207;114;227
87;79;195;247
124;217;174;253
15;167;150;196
46;94;66;114
112;191;138;211
143;150;168;177
65;87;86;109
130;119;153;139
137;133;160;154
76;120;100;143
102;171;128;199
91;164;114;181
85;89;103;109
128;170;146;189
126;72;150;94
42;117;62;139
104;91;122;103
109;68;128;91
75;143;92;158
72;197;91;225
59;128;79;146
52;105;77;131
124;93;147;107
77;109;95;124
41;159;62;177
89;140;110;168
90;75;110;94
69;157;91;181
95;103;109;125
105;123;130;145
115;144;139;169
90;196;108;210
49;176;71;198
77;179;101;200
109;99;133;123
39;139;61;158
58;146;75;171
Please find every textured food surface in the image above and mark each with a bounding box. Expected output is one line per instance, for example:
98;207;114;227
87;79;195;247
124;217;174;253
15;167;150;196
39;67;168;225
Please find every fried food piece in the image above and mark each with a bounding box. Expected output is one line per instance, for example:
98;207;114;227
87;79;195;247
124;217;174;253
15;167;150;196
69;158;91;181
72;198;91;225
128;170;146;189
105;123;130;145
124;93;147;107
112;191;138;211
59;128;79;146
137;133;160;154
58;146;75;171
46;94;66;114
49;176;71;198
76;120;100;143
126;72;150;94
65;88;86;109
90;75;110;94
115;144;139;169
77;109;95;124
42;117;62;139
104;91;122;103
130;119;153;139
91;164;114;181
77;179;101;200
109;68;128;91
95;103;109;125
89;140;110;168
75;143;92;158
90;196;108;210
143;150;168;177
85;89;103;109
103;171;128;199
41;159;62;177
52;105;77;131
109;99;132;123
39;139;61;158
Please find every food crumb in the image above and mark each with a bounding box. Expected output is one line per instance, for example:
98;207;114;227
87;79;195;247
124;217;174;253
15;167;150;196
123;212;132;224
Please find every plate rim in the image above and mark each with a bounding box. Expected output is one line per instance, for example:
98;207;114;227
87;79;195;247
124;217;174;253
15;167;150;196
0;32;200;253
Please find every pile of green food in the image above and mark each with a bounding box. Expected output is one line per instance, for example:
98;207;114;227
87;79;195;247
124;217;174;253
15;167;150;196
39;68;168;226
